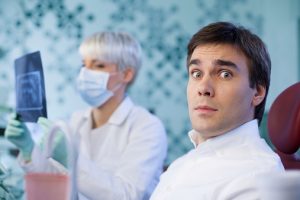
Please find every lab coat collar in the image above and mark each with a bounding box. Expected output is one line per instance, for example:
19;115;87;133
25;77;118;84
108;96;133;125
188;119;260;149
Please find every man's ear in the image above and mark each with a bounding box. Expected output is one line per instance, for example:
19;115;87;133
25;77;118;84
122;68;135;84
252;85;266;106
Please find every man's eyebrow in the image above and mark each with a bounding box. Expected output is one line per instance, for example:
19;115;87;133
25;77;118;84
188;59;201;68
188;58;239;70
214;59;238;69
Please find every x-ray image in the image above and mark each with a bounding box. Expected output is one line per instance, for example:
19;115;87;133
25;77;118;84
14;51;47;122
16;71;43;111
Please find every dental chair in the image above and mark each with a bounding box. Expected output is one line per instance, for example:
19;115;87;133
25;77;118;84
267;82;300;169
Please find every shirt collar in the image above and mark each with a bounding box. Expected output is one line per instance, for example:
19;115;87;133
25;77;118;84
188;119;260;149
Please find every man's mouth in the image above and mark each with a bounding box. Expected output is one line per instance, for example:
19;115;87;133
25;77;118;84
194;105;218;114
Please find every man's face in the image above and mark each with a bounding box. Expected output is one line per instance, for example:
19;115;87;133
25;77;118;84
187;44;264;143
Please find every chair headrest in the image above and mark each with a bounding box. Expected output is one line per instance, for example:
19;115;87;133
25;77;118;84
267;82;300;154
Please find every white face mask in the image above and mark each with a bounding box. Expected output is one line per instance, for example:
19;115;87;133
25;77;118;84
76;68;121;107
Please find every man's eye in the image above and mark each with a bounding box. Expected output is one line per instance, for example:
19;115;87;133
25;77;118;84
220;71;232;79
191;71;202;78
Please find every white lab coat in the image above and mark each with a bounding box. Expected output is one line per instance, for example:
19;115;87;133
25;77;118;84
24;97;168;200
150;120;284;200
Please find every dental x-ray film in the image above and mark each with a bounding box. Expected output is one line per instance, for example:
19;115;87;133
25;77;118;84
14;51;47;122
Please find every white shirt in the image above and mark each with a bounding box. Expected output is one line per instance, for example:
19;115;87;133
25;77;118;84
26;97;168;200
150;120;284;200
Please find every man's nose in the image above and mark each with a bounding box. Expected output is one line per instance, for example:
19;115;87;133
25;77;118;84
197;76;214;97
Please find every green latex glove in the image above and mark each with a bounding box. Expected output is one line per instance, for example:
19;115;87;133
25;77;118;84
4;113;34;161
38;117;68;168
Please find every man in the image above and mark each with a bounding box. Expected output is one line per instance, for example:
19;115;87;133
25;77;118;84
150;22;284;200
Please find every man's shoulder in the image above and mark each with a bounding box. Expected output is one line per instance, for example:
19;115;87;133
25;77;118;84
165;149;195;171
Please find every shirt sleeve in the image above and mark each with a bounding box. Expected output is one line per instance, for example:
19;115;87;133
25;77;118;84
77;117;168;200
219;174;260;200
219;166;284;200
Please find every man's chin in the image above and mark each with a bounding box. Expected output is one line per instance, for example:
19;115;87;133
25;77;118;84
192;124;228;138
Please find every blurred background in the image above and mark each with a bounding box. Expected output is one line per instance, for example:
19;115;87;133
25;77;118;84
0;0;299;167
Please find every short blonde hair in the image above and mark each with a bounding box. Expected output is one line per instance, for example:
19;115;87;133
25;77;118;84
79;31;142;76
